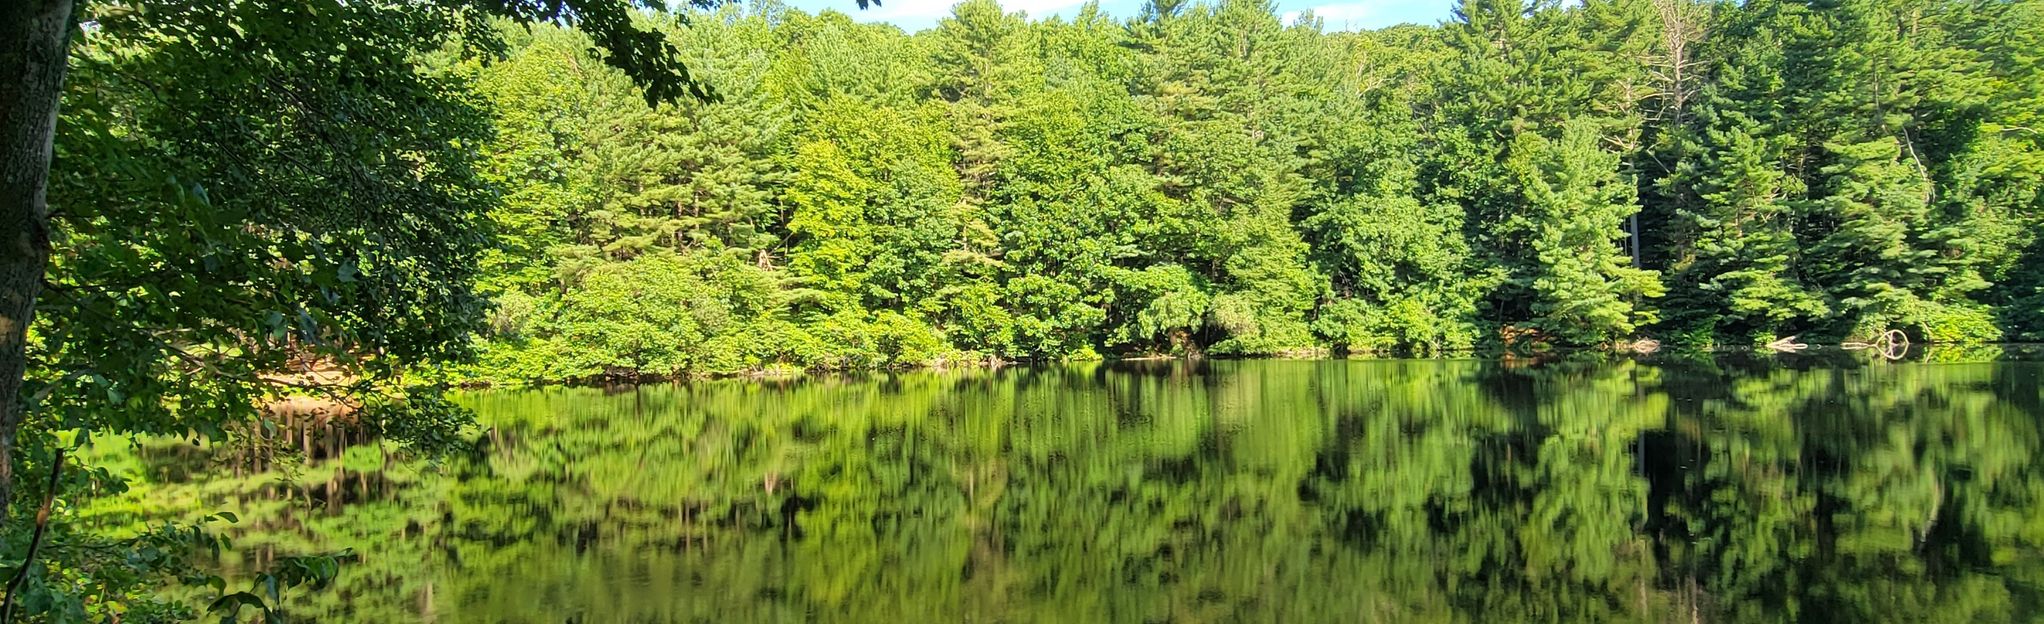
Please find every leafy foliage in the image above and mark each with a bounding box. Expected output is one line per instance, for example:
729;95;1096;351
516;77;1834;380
459;0;2044;378
10;0;829;619
10;0;2044;618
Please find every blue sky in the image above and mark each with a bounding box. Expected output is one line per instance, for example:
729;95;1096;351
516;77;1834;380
782;0;1458;32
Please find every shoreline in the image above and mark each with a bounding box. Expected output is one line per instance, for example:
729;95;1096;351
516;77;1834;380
440;342;2044;390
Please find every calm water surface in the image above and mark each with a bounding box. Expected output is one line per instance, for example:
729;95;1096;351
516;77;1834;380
93;352;2044;622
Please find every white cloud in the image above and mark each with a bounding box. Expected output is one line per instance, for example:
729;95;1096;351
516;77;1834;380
999;0;1097;17
863;0;1094;23
1282;1;1395;31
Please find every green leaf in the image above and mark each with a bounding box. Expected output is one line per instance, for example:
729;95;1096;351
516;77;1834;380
206;590;265;614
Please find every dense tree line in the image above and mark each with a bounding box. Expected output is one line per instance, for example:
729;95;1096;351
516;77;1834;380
455;0;2044;383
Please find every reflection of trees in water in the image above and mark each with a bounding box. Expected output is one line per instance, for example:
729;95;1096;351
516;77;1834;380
1644;356;2044;622
93;357;2044;622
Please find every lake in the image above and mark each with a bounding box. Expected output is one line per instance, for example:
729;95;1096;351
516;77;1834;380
88;351;2044;622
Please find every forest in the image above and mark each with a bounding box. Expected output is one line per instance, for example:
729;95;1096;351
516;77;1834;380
432;0;2044;382
0;0;2041;619
23;0;2044;389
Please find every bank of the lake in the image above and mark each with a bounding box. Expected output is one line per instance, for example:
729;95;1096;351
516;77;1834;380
441;337;1973;389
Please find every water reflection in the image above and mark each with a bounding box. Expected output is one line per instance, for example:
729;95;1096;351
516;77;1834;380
90;354;2044;622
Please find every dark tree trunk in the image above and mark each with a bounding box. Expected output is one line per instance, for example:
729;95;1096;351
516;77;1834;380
0;0;76;518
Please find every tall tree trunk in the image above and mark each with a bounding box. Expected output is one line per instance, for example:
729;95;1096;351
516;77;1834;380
0;0;76;518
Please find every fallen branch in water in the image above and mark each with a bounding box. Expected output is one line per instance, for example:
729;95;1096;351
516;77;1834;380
1841;329;1910;360
1765;335;1808;352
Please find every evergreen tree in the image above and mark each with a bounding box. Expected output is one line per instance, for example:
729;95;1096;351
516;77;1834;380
1679;119;1828;343
421;0;2044;380
1658;8;1827;344
1506;121;1666;345
1802;136;1944;338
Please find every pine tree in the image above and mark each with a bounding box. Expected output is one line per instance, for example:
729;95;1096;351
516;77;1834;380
1657;6;1826;344
1682;118;1828;343
1802;136;1940;338
1506;121;1665;345
1781;0;2005;341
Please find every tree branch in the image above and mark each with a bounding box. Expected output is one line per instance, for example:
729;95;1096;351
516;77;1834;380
1;447;65;624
